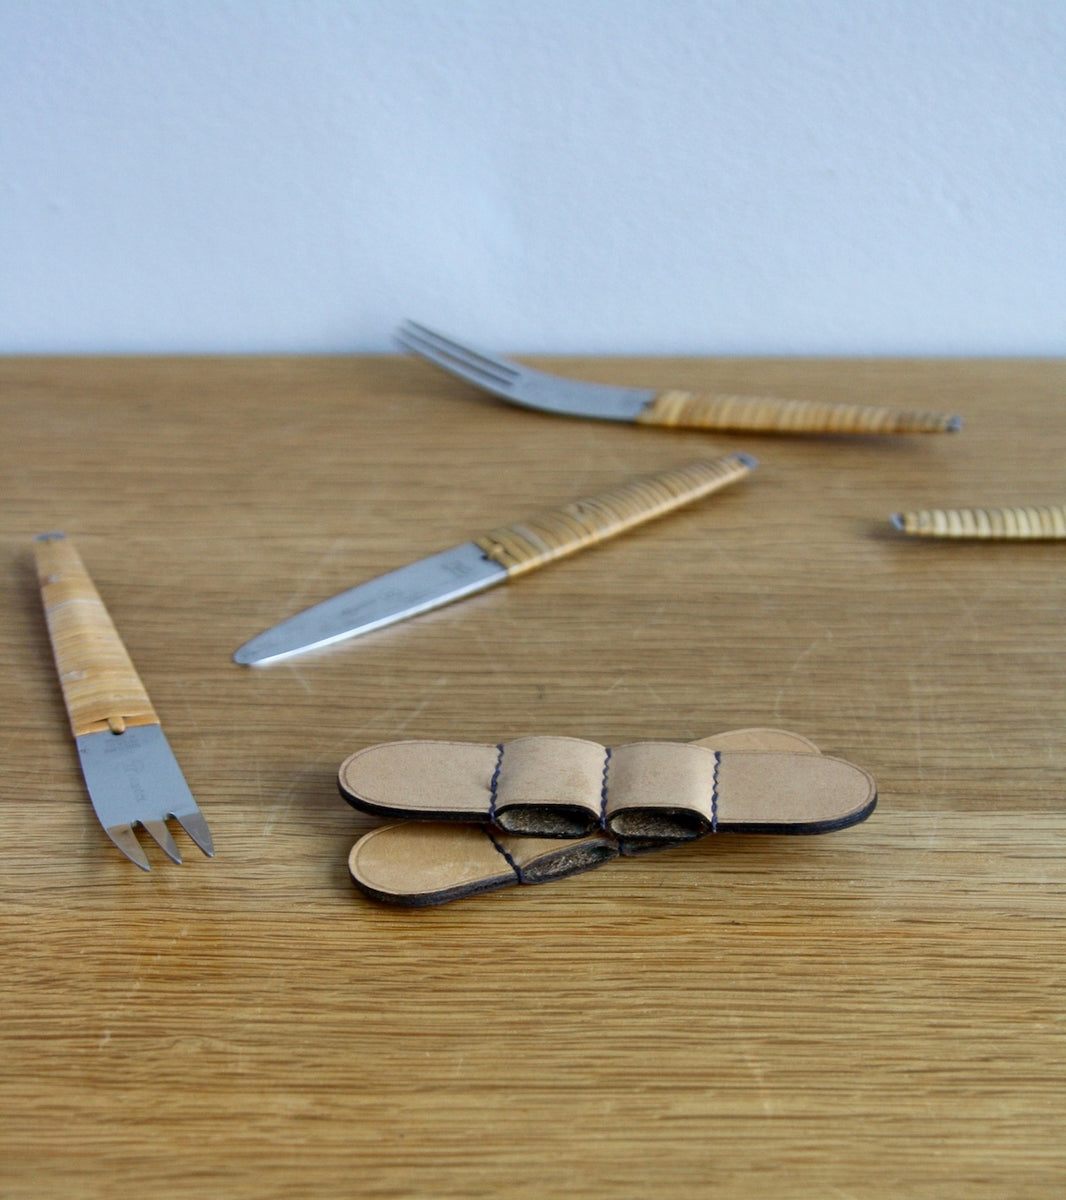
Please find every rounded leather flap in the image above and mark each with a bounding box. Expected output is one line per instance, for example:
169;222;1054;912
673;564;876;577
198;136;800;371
348;823;518;906
339;741;500;820
714;752;877;832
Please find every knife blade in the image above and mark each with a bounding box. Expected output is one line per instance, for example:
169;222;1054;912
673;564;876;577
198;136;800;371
34;533;214;871
233;453;756;666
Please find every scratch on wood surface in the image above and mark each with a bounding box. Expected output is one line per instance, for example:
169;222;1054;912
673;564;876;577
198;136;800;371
470;621;508;675
261;753;337;836
729;1016;776;1115
772;629;834;720
336;675;453;745
285;663;317;694
283;538;351;612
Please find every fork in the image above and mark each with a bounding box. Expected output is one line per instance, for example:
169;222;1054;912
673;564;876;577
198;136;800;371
397;320;961;435
35;533;214;871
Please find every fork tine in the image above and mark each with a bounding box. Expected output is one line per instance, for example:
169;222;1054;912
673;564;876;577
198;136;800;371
400;321;520;382
104;822;152;871
397;328;503;391
142;819;183;864
397;321;520;391
174;810;215;857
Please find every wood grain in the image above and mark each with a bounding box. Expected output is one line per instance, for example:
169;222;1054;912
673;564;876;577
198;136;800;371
2;354;1065;1198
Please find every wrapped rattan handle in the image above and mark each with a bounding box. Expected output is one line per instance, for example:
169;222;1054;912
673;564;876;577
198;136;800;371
472;453;755;576
33;533;158;736
637;390;960;435
892;505;1066;539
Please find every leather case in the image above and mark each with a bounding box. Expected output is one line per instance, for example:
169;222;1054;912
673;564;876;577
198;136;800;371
344;728;877;906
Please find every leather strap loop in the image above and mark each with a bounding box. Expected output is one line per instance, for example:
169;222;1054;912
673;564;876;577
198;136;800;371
604;742;719;841
493;736;608;836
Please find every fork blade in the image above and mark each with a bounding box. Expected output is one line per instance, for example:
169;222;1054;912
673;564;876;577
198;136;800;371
142;819;183;864
76;724;213;870
104;822;152;872
174;810;215;858
397;321;519;391
397;320;656;420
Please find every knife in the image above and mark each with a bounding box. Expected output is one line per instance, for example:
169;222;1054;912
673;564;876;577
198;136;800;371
233;454;756;666
34;533;214;871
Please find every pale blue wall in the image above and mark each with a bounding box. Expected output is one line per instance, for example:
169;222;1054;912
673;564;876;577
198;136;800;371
2;0;1063;355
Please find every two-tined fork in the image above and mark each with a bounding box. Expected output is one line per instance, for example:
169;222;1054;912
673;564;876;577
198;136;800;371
397;320;961;436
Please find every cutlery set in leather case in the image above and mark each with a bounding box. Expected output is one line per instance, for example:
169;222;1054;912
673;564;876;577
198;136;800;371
47;320;1046;899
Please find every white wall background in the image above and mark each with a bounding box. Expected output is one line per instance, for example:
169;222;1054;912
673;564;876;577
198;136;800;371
2;0;1064;356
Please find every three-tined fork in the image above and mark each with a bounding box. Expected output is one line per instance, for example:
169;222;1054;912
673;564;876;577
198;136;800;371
34;533;215;871
397;320;961;435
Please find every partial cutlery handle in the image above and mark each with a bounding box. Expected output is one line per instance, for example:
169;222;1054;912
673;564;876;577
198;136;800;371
472;453;755;577
638;390;961;435
892;504;1066;539
33;533;159;736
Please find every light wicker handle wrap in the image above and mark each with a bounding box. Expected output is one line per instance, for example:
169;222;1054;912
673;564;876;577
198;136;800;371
893;505;1066;539
472;453;754;577
638;390;960;435
33;534;158;736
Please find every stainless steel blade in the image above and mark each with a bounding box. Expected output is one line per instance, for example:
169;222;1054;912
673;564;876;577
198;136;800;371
76;723;215;870
233;542;508;665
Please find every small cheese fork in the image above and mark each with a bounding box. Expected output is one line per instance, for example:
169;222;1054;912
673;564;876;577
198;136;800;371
397;320;961;436
34;533;215;870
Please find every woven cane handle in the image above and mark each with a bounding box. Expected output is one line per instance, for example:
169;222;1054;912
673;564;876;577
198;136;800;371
472;453;754;576
638;390;960;435
892;505;1066;539
34;534;158;736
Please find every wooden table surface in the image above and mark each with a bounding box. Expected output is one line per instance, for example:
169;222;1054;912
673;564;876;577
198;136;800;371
2;354;1064;1197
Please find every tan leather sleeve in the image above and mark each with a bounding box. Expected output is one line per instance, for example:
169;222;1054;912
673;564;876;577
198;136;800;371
493;735;607;836
604;742;720;841
344;728;875;907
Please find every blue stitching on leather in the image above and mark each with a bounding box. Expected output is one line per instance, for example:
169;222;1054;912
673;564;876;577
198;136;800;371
711;750;720;833
600;746;612;829
488;742;504;823
487;829;524;882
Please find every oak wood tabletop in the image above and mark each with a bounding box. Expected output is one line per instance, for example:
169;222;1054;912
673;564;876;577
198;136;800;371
2;353;1064;1198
